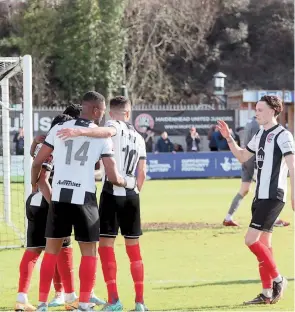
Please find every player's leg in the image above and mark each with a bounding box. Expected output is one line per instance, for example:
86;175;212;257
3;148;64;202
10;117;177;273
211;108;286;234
37;201;73;311
121;195;147;311
98;192;122;311
258;232;274;299
223;160;254;226
49;237;77;308
73;192;104;311
16;248;42;312
15;197;48;311
49;263;65;307
244;199;287;305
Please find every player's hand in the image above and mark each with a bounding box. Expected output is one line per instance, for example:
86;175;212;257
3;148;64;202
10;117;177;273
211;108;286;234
217;120;231;139
34;135;46;144
57;128;81;140
124;175;136;190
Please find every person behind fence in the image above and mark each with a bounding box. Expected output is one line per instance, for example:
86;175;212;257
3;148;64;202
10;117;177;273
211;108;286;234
174;143;184;152
155;131;175;153
14;127;24;155
208;125;218;151
186;127;200;152
142;127;154;153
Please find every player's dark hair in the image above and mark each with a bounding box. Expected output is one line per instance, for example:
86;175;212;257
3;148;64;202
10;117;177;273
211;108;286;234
50;114;73;130
82;91;105;104
110;96;130;110
260;95;283;117
63;104;81;119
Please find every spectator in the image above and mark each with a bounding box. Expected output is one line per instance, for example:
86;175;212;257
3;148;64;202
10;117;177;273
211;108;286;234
155;131;174;153
186;127;200;152
142;127;154;153
13;128;24;155
208;125;218;151
217;131;230;151
174;143;184;152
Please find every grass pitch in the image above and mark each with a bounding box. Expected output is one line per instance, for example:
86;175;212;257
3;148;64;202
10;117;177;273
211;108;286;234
0;179;293;311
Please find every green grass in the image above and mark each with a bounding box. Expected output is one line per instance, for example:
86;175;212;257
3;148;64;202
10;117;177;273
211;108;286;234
0;179;293;311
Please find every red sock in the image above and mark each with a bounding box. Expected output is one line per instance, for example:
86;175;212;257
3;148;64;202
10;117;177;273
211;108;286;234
258;244;273;289
126;244;144;303
79;256;97;303
39;253;58;302
99;247;118;304
249;242;280;280
18;250;40;293
57;247;75;293
53;264;63;293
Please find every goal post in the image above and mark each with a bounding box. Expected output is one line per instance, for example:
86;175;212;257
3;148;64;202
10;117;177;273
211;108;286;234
0;55;33;249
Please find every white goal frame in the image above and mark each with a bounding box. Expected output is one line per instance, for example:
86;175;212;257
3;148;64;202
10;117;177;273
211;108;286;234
0;55;33;248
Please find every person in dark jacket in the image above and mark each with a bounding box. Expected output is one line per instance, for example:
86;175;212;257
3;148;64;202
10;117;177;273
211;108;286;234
208;125;218;151
155;131;174;153
186;127;200;152
13;128;24;155
142;127;154;153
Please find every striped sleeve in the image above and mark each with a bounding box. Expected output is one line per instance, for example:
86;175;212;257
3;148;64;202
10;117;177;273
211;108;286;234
246;134;256;154
138;136;147;160
101;138;114;158
277;131;295;157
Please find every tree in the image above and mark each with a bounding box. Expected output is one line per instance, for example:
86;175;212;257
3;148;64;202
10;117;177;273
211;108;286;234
53;0;101;103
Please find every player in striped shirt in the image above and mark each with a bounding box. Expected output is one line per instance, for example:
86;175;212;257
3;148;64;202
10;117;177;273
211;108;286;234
217;95;294;305
57;96;148;311
15;114;74;312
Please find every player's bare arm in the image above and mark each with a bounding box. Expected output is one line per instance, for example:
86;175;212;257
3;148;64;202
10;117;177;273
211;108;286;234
30;135;46;157
57;126;116;140
285;154;295;210
217;120;253;163
102;156;135;189
31;144;53;189
136;159;146;192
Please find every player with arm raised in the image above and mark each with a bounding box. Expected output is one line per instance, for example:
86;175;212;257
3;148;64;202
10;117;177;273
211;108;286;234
32;92;134;312
223;116;290;227
57;96;148;312
217;95;295;305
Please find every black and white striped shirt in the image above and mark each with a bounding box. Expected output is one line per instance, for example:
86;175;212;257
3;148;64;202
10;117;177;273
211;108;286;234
45;118;114;204
102;120;146;196
246;124;295;202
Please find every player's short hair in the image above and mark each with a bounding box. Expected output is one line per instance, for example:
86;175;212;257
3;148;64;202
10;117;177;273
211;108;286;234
110;96;130;110
63;104;81;119
82;91;105;104
50;114;73;130
260;95;283;116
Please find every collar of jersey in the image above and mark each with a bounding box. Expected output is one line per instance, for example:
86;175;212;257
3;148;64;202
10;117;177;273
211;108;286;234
77;117;93;123
263;124;280;134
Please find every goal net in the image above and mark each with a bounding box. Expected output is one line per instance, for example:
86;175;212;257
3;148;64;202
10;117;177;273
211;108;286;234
0;56;33;249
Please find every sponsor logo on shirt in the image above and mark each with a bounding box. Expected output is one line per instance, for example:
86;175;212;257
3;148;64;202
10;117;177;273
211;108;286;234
57;180;81;187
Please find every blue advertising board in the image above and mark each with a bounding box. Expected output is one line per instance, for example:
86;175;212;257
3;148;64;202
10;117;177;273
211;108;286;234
146;152;242;179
